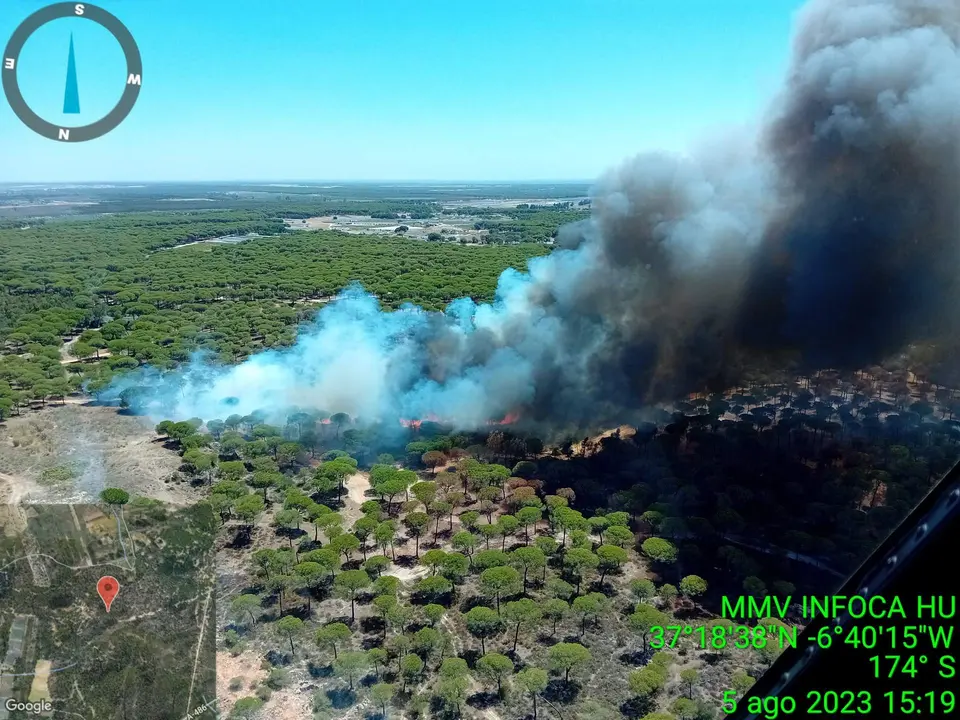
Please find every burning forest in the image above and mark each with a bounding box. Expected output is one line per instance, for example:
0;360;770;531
102;0;960;439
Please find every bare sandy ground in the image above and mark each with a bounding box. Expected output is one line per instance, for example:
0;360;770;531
58;335;111;364
341;471;371;526
0;404;198;505
390;561;430;584
283;214;490;242
0;471;39;504
283;216;333;230
340;471;432;583
215;650;334;719
58;335;80;362
215;650;267;718
260;688;312;720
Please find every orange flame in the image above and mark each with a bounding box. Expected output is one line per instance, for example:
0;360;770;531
400;414;442;429
399;411;520;429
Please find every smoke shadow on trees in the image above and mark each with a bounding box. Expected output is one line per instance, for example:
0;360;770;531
360;616;385;636
225;525;253;549
466;690;500;710
618;648;652;666
325;687;357;710
307;661;333;678
265;649;292;667
620;695;657;719
543;678;580;704
457;595;494;614
393;554;418;568
461;648;482;668
275;526;306;545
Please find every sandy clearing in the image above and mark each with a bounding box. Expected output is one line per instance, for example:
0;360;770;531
59;335;80;362
215;650;267;717
58;330;112;364
341;471;371;526
283;213;497;244
389;562;430;584
0;404;197;505
0;471;37;504
283;216;333;230
292;296;333;306
60;352;112;365
260;687;313;720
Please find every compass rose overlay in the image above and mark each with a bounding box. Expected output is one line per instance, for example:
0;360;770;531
2;2;142;142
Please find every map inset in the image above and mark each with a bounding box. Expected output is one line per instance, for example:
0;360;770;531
0;502;217;719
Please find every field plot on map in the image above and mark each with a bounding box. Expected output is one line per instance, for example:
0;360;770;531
0;502;217;719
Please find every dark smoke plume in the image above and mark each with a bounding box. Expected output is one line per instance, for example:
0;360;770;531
742;0;960;368
107;0;960;436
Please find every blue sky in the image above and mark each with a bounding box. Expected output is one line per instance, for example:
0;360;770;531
0;0;805;182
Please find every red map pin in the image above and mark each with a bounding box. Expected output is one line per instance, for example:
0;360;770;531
97;576;120;612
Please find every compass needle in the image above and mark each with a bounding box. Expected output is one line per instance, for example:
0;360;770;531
63;32;80;114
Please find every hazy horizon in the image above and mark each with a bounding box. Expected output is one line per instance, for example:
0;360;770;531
0;179;596;186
